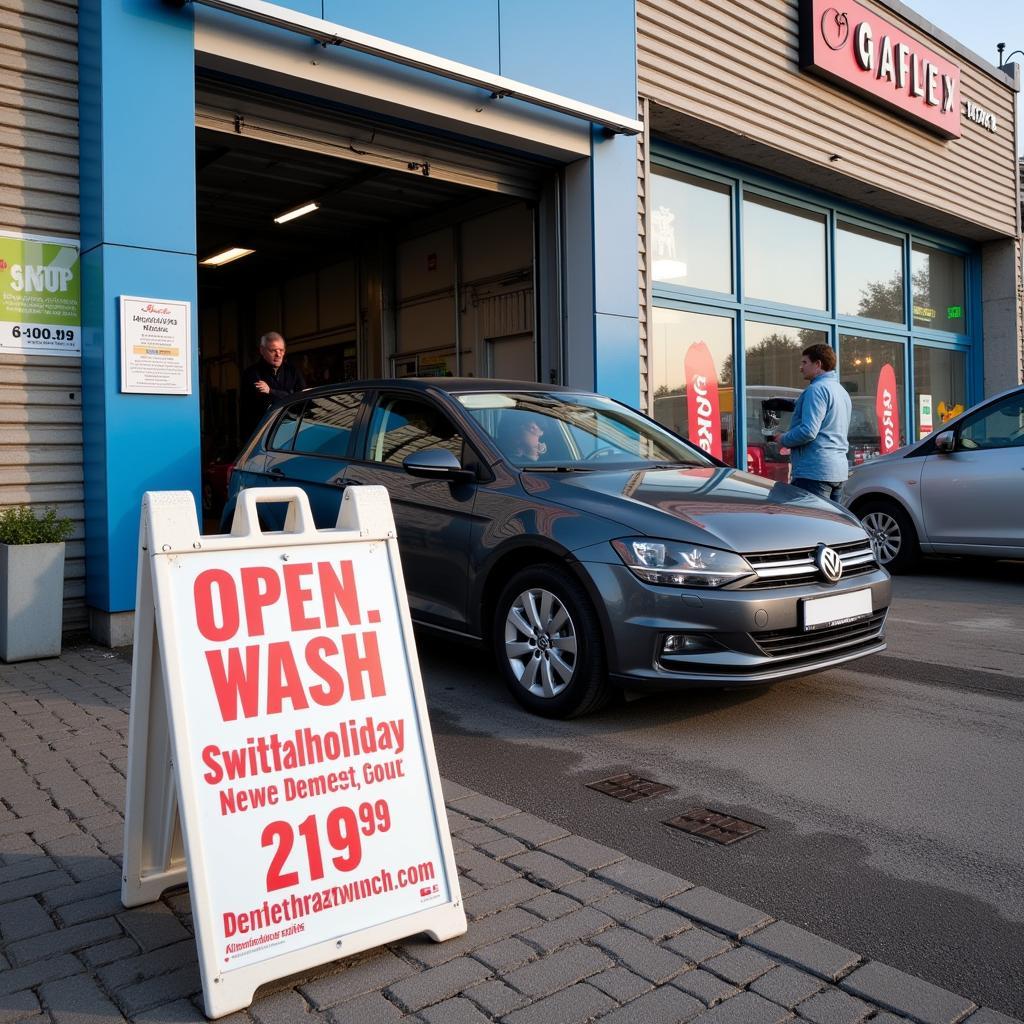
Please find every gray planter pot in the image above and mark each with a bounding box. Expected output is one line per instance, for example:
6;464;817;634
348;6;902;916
0;541;66;662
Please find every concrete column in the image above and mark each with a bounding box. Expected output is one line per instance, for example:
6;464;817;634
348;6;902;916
980;237;1023;393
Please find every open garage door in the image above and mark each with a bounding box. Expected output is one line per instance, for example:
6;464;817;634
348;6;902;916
196;80;546;199
196;77;558;522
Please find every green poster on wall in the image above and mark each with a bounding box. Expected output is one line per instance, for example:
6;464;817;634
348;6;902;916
0;231;81;356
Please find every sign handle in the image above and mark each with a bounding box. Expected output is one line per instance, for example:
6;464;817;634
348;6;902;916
229;487;317;537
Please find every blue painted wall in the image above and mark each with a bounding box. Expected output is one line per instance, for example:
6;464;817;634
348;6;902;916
323;0;500;70
499;0;636;118
79;0;200;614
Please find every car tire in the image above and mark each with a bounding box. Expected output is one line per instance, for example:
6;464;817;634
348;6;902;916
492;565;612;719
859;499;919;573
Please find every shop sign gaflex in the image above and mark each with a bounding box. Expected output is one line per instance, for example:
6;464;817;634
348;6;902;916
0;230;80;356
121;486;466;1018
799;0;961;139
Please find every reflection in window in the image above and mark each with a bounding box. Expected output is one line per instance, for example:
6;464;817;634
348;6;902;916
958;393;1024;450
912;244;965;332
269;403;302;451
294;392;363;457
839;335;906;465
744;322;828;481
743;194;826;310
650;169;732;293
650;308;735;463
913;346;965;441
837;221;904;323
368;398;463;466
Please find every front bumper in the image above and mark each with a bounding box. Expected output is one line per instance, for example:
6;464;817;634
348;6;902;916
579;561;891;689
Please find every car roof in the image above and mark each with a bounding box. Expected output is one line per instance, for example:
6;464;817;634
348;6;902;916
292;377;585;401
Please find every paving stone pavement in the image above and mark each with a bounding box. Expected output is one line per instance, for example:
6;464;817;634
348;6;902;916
1;643;1020;1024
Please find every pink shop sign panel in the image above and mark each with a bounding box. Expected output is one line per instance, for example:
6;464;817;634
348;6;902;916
799;0;961;139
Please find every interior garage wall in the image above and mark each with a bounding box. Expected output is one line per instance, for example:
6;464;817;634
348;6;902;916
200;258;359;446
0;0;86;631
394;202;534;378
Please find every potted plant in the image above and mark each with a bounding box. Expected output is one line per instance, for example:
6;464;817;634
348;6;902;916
0;506;74;662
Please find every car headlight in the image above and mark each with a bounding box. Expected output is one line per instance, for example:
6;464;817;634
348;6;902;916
611;538;753;588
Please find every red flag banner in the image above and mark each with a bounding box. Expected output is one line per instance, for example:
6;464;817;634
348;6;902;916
684;341;723;460
875;363;900;455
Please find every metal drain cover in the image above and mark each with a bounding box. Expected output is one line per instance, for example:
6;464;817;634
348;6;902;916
587;773;674;802
664;807;762;845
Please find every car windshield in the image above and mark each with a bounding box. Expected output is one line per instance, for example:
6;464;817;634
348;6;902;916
456;391;713;469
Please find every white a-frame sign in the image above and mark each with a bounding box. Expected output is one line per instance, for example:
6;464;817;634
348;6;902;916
122;487;466;1018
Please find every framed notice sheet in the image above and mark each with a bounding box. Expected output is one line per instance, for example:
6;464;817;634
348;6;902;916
0;230;81;357
120;295;192;395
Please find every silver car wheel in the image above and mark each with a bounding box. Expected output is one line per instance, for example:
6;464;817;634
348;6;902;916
863;510;902;564
504;587;578;700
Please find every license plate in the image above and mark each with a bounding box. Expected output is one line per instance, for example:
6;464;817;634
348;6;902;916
802;589;872;632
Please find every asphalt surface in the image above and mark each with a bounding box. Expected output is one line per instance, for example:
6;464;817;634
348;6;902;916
418;558;1024;1017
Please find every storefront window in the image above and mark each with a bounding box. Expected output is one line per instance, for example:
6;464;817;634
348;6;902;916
912;243;966;333
913;345;966;440
650;169;732;293
650;308;735;462
836;221;904;323
743;322;828;481
839;335;906;465
743;193;826;310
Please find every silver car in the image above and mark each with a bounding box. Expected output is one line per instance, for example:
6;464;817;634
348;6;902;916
844;385;1024;571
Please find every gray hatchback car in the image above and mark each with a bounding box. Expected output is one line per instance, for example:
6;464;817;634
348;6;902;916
223;379;891;718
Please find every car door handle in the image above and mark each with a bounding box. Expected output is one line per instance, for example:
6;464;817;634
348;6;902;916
268;466;285;478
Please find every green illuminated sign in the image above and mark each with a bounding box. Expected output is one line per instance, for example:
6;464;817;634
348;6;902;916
946;305;963;320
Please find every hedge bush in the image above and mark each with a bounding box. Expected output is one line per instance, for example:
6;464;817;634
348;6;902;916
0;506;74;545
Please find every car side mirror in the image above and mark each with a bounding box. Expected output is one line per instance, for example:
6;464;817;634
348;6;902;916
403;449;474;482
933;430;955;454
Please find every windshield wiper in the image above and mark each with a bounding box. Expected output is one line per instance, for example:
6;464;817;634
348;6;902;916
521;465;588;472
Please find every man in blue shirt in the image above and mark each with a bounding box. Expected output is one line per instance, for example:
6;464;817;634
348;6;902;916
778;344;851;502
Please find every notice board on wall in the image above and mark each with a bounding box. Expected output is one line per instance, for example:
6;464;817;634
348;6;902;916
122;486;465;1018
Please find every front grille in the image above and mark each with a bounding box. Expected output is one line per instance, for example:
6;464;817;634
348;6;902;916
753;611;887;661
741;540;877;589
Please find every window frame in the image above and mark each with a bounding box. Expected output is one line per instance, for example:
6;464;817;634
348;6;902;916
649;145;979;471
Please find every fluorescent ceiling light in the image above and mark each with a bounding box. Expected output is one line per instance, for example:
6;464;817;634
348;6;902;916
274;201;320;224
200;247;255;267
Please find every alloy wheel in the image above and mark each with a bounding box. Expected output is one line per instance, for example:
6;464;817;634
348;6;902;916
863;510;902;564
503;587;578;699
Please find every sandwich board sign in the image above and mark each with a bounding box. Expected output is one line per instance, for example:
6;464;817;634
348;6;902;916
122;486;466;1018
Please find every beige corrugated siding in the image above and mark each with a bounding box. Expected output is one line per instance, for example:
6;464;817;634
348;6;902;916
0;0;84;631
638;0;1018;240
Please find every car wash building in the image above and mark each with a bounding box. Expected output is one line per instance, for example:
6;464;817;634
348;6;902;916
1;0;1020;643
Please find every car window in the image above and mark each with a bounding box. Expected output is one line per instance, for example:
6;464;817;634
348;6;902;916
460;392;709;468
293;392;363;458
366;396;463;466
957;392;1024;451
268;402;303;451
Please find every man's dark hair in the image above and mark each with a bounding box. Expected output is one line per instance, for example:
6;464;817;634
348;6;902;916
803;343;836;372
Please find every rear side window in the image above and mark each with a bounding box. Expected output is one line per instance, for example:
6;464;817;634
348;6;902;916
293;392;364;458
269;403;303;451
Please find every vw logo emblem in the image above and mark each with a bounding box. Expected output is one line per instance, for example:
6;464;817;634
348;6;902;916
815;544;843;583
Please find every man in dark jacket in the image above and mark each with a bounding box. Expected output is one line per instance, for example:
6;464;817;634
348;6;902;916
239;332;305;438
